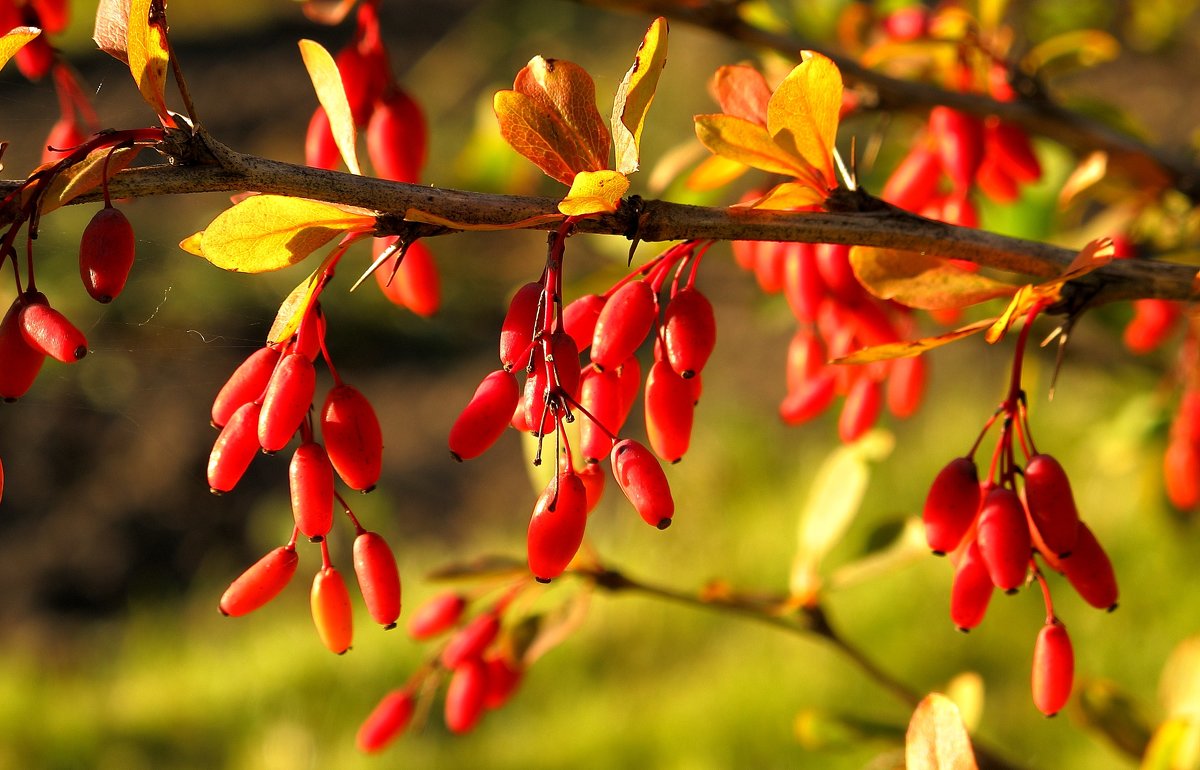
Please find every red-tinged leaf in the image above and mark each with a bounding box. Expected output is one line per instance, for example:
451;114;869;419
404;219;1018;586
193;195;373;273
750;181;826;210
0;27;40;72
850;247;1017;310
300;0;357;25
558;169;629;216
513;56;610;172
126;0;172;124
834;319;995;364
494;90;590;186
985;284;1036;344
40;146;140;213
694;114;814;179
685;154;747;191
905;693;980;770
766;51;842;188
93;0;131;63
299;39;362;175
709;64;771;126
1059;237;1115;281
611;16;668;175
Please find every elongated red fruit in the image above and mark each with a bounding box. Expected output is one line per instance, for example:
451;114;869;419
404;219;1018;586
445;657;488;734
591;280;657;371
375;240;440;318
1124;299;1180;355
783;242;824;323
779;368;836;426
0;296;46;400
259;352;316;453
1164;436;1200;510
79;206;136;303
354;530;402;627
18;301;86;362
645;359;695;463
305;107;340;170
984;118;1040;183
482;653;523;709
929;106;984;190
579;462;605;513
211;347;280;428
1060;523;1118;611
289;442;335;540
441;612;500;669
219;545;298;616
208;402;263;494
838;376;881;443
336;42;384;128
449;369;520;461
611;439;674;529
975;487;1032;592
662;288;716;379
950;539;994;631
579;368;622;462
785;330;825;394
499;282;542;371
1032;621;1074;716
814;243;863;306
357;688;415;753
408;591;467;639
882;144;941;212
886;354;926;419
311;566;354;654
924;457;982;555
563;294;605;353
527;472;588;582
321;384;383;492
367;88;427;183
1023;454;1080;558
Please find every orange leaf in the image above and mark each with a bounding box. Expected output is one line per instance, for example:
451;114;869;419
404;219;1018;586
766;51;842;188
694;114;814;179
611;17;668;175
126;0;172;124
40;146;141;213
834;319;995;364
194;195;373;273
299;39;362;176
850;247;1017;310
685;154;747;192
300;0;357;25
709;64;771;126
558;169;630;216
0;27;40;72
984;284;1036;344
750;181;826;210
905;694;979;770
494;89;591;186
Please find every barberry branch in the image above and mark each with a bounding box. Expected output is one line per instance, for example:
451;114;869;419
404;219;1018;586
0;130;1192;311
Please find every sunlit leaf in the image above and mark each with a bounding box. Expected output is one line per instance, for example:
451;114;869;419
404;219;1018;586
495;89;592;186
558;169;630;216
685;154;748;191
1059;151;1109;207
299;38;362;175
1024;29;1120;74
1161;636;1200;719
266;244;344;344
709;63;771;126
751;180;826;210
834;319;995;364
611;17;668;175
765;51;841;187
944;673;985;733
0;27;39;72
195;195;372;273
984;284;1035;343
850;247;1017;310
179;230;203;256
694;114;813;178
1141;718;1200;770
126;0;172;123
41;146;140;213
905;693;979;770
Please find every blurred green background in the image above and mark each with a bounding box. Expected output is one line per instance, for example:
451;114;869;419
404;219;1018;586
1;1;1199;768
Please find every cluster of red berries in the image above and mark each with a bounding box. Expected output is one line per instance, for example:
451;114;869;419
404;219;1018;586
302;0;439;319
449;235;716;580
922;308;1117;716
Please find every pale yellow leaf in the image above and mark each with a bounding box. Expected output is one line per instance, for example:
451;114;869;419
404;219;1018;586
558;169;630;216
299;38;361;175
179;230;204;256
126;0;171;123
685;154;747;191
750;180;826;210
766;51;841;187
196;195;372;273
1141;718;1200;770
0;27;40;72
611;17;668;175
694;114;814;178
834;319;995;364
906;694;979;770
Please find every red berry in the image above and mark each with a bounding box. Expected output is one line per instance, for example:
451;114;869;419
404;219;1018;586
563;294;606;353
482;653;523;709
882;6;929;41
305;107;340;170
357;688;415;753
611;439;674;529
882;144;941;213
258;352;317;453
321;384;383;492
18;301;87;362
975;487;1032;593
374;240;440;318
923;457;982;555
408;592;467;640
311;566;354;654
975;155;1019;203
1059;523;1118;611
662;288;716;379
445;657;488;734
614;355;642;426
499;282;542;372
645;359;695;463
336;43;385;128
527;472;589;581
782;242;824;323
30;0;69;34
578;462;606;513
752;241;786;293
1164;436;1200;510
785;329;825;394
1023;454;1081;558
289;442;335;540
353;530;402;627
1124;299;1180;354
0;295;46;400
207;402;263;494
15;34;53;81
814;243;863;305
1032;621;1074;716
367;87;427;183
929;106;984;191
579;367;622;462
79;206;136;303
441;612;500;669
449;369;520;461
219;545;299;617
838;376;881;443
886;354;925;419
983;118;1041;183
591;280;657;371
950;539;994;631
779;368;836;426
211;347;280;428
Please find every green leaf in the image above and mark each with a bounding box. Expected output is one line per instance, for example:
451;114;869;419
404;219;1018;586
611;17;668;175
1141;718;1200;770
905;693;980;770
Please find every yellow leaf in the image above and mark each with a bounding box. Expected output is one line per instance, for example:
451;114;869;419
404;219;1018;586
126;0;171;123
611;17;668;175
195;195;373;273
0;27;40;72
1141;718;1200;770
1024;29;1120;74
766;51;841;188
299;39;362;175
694;114;814;179
850;247;1017;310
40;146;140;214
685;154;747;192
985;284;1036;344
267;245;343;344
905;694;979;770
558;169;630;216
834;319;995;364
750;180;826;210
179;230;204;256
